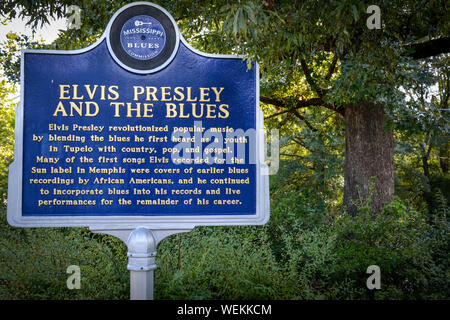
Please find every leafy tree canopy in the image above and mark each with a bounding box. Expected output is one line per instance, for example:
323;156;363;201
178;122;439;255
1;1;448;111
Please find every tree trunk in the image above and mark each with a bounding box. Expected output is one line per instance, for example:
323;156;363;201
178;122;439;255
421;152;435;216
439;142;449;175
343;102;394;215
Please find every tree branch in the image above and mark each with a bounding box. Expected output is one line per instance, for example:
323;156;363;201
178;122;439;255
280;153;304;158
409;37;450;59
291;137;306;147
291;109;318;132
260;96;286;108
324;54;338;81
300;58;321;96
279;111;293;127
263;97;324;119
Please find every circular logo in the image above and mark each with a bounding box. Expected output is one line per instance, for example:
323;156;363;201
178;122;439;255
120;15;166;60
107;3;179;74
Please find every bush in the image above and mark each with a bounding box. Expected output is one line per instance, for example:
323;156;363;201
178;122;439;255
0;205;129;299
156;226;287;299
0;179;448;300
330;200;450;299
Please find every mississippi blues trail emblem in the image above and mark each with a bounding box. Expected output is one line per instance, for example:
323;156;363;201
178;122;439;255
107;3;179;73
120;15;166;60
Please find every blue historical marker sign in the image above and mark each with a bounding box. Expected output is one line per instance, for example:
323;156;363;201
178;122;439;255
7;2;269;230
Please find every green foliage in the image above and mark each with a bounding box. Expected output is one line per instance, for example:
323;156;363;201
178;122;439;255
0;32;44;83
155;186;449;300
332;200;446;299
0;79;16;202
393;55;449;219
0;205;129;299
156;226;284;299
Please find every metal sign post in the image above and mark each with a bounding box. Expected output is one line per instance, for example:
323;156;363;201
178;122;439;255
127;228;157;300
91;227;192;300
